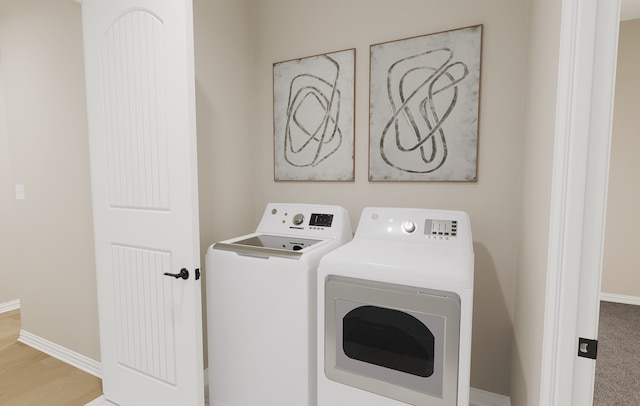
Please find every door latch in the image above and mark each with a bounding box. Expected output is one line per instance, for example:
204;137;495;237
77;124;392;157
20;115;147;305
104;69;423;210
577;337;598;359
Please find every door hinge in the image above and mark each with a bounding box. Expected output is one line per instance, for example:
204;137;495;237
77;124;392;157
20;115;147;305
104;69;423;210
577;337;598;359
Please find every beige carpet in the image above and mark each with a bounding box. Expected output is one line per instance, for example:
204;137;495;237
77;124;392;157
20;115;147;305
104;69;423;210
593;301;640;406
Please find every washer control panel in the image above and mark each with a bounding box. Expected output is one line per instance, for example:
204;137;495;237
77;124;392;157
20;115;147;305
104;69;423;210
289;212;335;227
309;213;334;227
257;203;351;241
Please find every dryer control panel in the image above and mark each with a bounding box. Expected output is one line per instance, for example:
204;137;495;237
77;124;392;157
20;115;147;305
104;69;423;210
355;207;472;250
424;219;458;238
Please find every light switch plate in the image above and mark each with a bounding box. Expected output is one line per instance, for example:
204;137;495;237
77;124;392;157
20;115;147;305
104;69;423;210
15;184;25;200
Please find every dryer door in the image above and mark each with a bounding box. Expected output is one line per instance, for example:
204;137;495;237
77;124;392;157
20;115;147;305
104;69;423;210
324;276;461;406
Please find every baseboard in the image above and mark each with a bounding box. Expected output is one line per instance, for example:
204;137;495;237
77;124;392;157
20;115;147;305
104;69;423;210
470;387;512;406
600;292;640;306
18;329;102;378
2;300;102;380
204;367;209;405
0;299;20;314
84;396;115;406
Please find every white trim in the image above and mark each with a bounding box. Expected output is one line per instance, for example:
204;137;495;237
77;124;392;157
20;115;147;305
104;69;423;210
18;329;102;378
0;299;20;314
84;396;114;406
540;0;621;405
569;0;620;402
600;292;640;306
2;301;106;406
470;387;511;406
204;367;209;405
540;0;595;403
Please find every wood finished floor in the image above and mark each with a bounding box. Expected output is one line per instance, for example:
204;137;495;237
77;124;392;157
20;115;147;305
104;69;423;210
0;309;103;406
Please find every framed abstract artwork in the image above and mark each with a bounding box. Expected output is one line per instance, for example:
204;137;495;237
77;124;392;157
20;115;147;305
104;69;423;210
273;49;355;181
369;25;483;181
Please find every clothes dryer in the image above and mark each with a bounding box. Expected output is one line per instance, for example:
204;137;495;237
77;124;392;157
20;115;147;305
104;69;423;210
317;207;474;406
206;203;352;406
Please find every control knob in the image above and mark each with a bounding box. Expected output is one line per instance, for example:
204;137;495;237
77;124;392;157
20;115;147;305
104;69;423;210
293;213;305;226
402;221;416;233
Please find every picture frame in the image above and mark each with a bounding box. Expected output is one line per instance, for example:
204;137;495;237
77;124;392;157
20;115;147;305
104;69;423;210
369;25;483;181
273;48;355;181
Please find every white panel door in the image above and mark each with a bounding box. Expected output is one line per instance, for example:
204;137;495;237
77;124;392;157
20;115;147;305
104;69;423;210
81;0;204;405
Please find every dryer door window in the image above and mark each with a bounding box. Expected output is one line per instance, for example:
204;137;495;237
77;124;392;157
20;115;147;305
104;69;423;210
324;276;461;406
342;305;435;377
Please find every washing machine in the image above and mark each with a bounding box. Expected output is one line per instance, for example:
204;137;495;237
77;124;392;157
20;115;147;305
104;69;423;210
206;203;352;406
317;207;474;406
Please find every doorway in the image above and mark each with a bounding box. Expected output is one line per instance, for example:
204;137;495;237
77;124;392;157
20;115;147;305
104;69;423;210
593;16;640;405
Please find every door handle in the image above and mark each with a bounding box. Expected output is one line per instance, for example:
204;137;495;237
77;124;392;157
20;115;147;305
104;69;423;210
164;268;189;280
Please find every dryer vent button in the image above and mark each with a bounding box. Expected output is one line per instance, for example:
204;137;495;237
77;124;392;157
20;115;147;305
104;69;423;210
402;221;416;233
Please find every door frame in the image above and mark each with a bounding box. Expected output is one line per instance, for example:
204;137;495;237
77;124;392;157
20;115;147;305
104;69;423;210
540;0;621;404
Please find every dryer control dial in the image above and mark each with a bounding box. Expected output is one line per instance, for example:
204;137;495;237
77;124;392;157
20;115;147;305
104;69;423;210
402;221;416;233
292;213;305;226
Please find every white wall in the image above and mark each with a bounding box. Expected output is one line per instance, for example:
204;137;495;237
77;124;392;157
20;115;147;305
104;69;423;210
194;0;257;247
601;18;640;298
0;47;13;303
510;0;562;404
245;0;528;396
0;0;99;360
193;0;257;369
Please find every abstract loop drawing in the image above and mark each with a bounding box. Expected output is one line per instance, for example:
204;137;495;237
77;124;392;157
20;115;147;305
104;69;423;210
284;56;342;168
274;49;355;181
381;48;469;174
370;25;482;181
